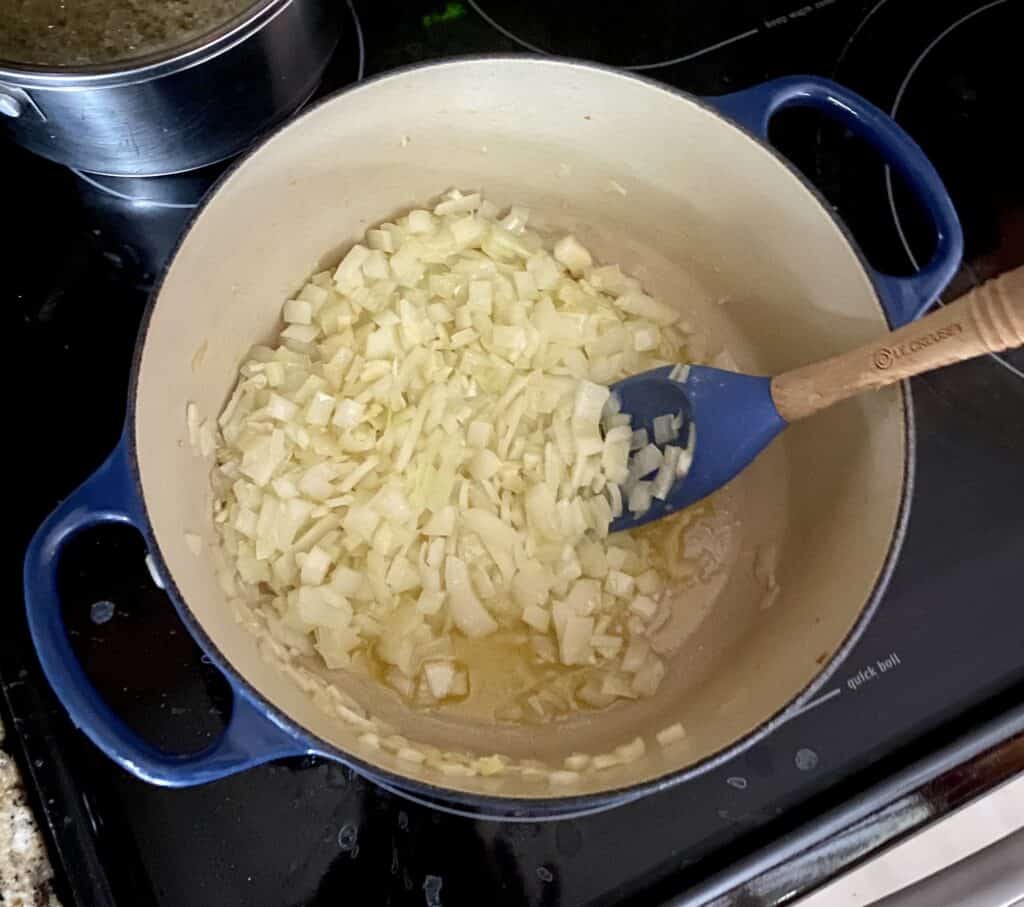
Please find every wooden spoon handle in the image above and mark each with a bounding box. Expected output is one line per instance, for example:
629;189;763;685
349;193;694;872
771;266;1024;423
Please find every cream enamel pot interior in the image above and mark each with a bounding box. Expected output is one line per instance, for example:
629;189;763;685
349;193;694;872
24;58;962;819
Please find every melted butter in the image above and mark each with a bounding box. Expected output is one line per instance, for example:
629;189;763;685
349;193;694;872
355;499;738;726
449;632;549;721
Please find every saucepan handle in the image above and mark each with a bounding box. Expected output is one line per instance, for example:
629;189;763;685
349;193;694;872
707;75;963;327
23;436;308;786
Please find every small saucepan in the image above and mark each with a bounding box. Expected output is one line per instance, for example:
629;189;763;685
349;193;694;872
0;0;341;176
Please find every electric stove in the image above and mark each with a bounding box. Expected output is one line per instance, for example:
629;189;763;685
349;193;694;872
3;1;1021;905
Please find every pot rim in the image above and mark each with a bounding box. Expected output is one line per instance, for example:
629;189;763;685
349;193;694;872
127;55;916;818
0;0;290;87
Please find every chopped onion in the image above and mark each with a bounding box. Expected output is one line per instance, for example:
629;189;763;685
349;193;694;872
652;445;682;500
553;235;593;276
621;636;650;673
445;556;498;638
605;570;635;599
629;595;658;620
423;661;457;698
614;292;679;326
676;423;697;479
652;414;678;445
627;481;653;516
656;723;687;746
629;444;663;480
559;615;595;665
522;604;550;632
283;298;312;325
606;483;623;518
211;191;709;722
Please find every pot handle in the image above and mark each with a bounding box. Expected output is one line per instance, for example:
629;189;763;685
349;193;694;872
707;76;963;328
23;438;309;786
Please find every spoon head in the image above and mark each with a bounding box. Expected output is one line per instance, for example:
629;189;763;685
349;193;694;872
608;365;786;532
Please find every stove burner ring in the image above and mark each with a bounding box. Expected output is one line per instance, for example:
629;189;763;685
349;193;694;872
68;0;366;211
885;0;1004;271
881;0;1021;380
467;0;758;71
71;168;201;209
347;0;365;83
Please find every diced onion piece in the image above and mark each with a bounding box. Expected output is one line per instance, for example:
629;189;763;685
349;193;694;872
553;235;593;276
606;483;623;518
600;673;635;699
524;484;561;541
616;736;646;762
559;615;594;665
386;556;420;593
577;541;608;579
652;445;682;500
573;379;609;427
334;244;370;291
467;421;492;448
434;191;481;216
423;661;457;698
512;565;551;611
469;449;500;481
629;444;663;480
635;570;663;596
632;655;666;696
342;506;380;544
445;556;498;638
676;423;697;479
614;292;679;326
331;565;363;596
652;414;678;445
283;299;312;325
656;723;687;746
184;532;202;555
522;604;550;632
422;506;455;536
629;596;658;620
300;545;332;585
266;393;298;422
332;398;365;429
630;428;648;451
621;636;650;673
305;391;335;427
282;323;319;345
462;508;519;551
407;208;436;232
605;570;635;598
627;481;653;516
198;421;216;457
416;590;445;616
500;205;530;233
338;455;378;492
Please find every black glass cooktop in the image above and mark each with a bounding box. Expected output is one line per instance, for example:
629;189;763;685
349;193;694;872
3;2;1021;906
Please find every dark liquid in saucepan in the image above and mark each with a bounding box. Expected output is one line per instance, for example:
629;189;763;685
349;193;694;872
0;0;260;67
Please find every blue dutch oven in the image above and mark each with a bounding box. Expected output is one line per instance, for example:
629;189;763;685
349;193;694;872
24;59;961;820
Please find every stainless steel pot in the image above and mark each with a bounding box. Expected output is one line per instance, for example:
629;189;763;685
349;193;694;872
0;0;341;176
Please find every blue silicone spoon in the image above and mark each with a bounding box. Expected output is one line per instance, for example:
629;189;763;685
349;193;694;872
609;267;1023;532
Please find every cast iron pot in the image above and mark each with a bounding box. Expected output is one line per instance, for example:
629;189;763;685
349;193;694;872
24;58;961;819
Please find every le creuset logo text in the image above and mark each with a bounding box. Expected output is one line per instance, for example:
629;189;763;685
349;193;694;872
872;322;963;370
